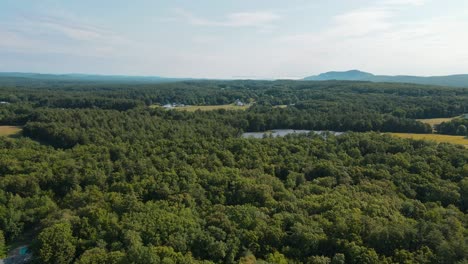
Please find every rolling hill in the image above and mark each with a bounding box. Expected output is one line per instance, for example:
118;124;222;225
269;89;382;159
0;72;190;84
304;70;468;87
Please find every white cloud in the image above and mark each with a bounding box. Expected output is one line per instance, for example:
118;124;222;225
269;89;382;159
175;9;280;28
274;0;468;76
0;15;135;57
280;3;401;43
331;7;393;37
326;0;426;38
224;12;281;27
22;15;124;42
191;35;222;44
39;21;103;41
382;0;426;6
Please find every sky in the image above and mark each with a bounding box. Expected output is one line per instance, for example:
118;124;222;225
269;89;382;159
1;0;468;79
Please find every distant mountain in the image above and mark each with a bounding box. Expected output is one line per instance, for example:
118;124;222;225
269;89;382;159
304;70;468;87
305;70;374;81
0;72;191;84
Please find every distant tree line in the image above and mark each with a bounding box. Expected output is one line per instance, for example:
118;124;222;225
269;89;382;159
437;118;468;136
0;79;467;117
4;79;468;136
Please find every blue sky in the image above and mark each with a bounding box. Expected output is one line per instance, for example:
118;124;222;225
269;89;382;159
1;0;468;78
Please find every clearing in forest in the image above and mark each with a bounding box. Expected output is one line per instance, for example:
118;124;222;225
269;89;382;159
389;133;468;147
0;126;22;136
272;105;288;108
179;104;250;111
416;116;461;127
152;104;251;111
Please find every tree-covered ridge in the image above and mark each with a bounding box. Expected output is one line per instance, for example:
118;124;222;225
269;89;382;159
0;79;467;115
0;79;466;263
304;70;468;88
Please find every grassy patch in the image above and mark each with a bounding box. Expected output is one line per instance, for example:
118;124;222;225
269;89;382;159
389;133;468;147
0;126;22;137
182;104;250;111
152;104;251;112
416;116;461;127
273;105;288;109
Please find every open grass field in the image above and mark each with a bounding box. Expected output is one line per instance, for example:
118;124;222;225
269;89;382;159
152;104;251;112
178;104;250;112
0;126;22;137
416;116;461;127
273;105;288;109
389;133;468;147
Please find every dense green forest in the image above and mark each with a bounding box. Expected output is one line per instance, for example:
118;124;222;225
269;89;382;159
0;79;467;263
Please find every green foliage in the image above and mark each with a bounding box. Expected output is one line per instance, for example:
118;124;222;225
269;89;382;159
307;255;331;264
437;118;468;136
0;230;6;258
457;125;468;135
265;251;288;264
75;248;126;264
35;222;76;264
331;253;345;264
0;79;467;263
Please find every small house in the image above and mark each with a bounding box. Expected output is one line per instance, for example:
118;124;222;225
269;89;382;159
234;99;244;106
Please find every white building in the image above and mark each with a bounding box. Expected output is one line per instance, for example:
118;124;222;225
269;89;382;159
234;99;244;106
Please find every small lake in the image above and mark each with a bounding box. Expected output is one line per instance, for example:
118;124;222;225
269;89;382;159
242;129;344;139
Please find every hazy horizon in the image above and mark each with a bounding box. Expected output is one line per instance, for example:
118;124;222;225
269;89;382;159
4;69;468;81
1;0;468;79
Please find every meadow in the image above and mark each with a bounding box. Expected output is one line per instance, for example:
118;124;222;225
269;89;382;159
0;126;22;137
390;132;468;147
272;105;288;108
416;116;461;127
153;103;251;111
